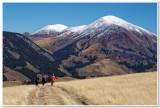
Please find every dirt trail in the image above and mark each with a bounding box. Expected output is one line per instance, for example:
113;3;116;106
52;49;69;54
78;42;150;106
28;85;85;105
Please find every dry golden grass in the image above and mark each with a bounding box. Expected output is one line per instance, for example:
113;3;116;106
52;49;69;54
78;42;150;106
56;72;157;105
3;85;35;105
77;59;132;77
29;37;58;53
3;72;157;105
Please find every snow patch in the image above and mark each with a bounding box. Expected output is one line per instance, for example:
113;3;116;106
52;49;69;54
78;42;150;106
68;25;86;33
58;25;87;37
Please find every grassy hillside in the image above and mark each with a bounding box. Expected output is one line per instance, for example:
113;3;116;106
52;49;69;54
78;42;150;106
56;71;157;105
29;37;58;53
3;72;157;105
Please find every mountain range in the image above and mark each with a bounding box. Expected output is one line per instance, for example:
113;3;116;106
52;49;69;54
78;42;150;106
4;15;157;82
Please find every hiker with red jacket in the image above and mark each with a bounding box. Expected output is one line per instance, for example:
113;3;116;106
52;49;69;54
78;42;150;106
51;73;56;86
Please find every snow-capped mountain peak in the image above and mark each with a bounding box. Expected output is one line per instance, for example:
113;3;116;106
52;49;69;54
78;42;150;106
102;15;155;35
101;15;129;26
81;15;154;36
85;15;133;30
33;24;68;35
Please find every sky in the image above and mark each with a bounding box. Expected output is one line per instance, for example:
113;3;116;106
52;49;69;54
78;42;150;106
3;3;157;34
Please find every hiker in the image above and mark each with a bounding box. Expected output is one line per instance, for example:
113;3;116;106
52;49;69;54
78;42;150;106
35;76;39;86
50;74;56;86
42;76;46;86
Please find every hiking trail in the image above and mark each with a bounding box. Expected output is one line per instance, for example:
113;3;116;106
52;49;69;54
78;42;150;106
27;85;86;105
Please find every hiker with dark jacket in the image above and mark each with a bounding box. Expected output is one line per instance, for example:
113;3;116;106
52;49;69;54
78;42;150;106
42;76;46;86
35;76;39;86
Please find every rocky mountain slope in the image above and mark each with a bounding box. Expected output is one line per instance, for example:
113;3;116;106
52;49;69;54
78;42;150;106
3;31;65;83
52;16;157;78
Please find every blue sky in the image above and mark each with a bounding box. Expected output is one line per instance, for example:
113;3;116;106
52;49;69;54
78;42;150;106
3;3;157;34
